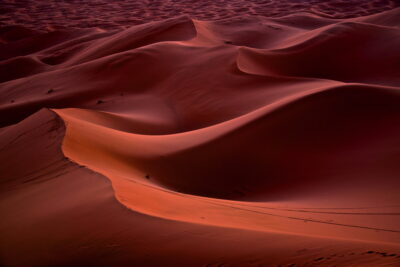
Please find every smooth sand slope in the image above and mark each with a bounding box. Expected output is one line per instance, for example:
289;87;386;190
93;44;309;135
1;4;400;267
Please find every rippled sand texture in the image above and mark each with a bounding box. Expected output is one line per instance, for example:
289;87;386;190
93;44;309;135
1;3;400;267
0;0;399;30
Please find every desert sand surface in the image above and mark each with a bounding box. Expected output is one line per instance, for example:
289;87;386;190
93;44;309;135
0;0;399;30
1;1;400;266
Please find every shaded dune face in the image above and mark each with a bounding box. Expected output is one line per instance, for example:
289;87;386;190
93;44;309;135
57;85;400;202
238;22;400;86
138;87;400;200
1;6;400;267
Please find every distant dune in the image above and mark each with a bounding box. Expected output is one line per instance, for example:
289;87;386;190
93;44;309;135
0;0;399;30
1;1;400;266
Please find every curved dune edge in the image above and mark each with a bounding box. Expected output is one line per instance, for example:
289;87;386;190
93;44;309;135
3;108;400;267
53;80;400;245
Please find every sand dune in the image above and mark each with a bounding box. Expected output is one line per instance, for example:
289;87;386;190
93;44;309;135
1;3;400;267
1;0;398;30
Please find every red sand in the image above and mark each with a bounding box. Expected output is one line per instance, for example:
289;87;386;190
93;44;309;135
1;1;400;266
